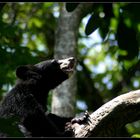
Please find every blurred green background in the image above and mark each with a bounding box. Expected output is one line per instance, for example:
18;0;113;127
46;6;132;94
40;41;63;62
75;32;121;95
0;2;140;137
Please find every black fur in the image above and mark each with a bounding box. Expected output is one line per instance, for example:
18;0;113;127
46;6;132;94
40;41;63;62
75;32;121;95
0;58;75;137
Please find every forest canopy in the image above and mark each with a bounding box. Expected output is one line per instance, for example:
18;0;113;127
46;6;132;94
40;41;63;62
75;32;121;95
0;2;140;137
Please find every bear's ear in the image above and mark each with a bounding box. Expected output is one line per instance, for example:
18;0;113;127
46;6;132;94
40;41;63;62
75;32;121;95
16;65;29;80
16;65;42;80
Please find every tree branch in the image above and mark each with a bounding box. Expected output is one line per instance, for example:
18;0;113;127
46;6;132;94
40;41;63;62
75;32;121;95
71;89;140;137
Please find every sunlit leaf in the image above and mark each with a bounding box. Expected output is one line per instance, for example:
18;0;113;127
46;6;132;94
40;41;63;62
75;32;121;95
85;14;101;36
132;134;140;138
28;18;43;28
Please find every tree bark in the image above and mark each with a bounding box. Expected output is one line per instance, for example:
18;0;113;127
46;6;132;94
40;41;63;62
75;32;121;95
51;3;93;117
70;89;140;137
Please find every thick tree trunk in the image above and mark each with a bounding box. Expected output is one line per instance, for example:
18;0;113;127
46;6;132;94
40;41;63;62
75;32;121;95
51;3;92;117
70;89;140;137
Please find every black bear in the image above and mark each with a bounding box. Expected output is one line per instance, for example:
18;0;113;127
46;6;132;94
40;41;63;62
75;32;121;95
0;57;75;137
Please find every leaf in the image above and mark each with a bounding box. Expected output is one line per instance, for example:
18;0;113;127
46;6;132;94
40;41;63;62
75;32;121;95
99;19;109;39
0;116;24;137
85;14;102;36
132;134;140;138
122;3;140;23
66;3;79;12
116;19;139;60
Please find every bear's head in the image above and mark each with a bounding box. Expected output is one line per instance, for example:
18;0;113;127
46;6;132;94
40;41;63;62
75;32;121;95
16;57;75;90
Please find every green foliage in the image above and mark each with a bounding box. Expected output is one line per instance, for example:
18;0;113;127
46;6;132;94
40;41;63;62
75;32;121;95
132;134;140;138
76;3;140;136
85;3;114;38
116;18;139;60
0;3;58;136
0;3;57;94
0;116;23;137
1;2;140;137
126;121;140;137
85;13;101;36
